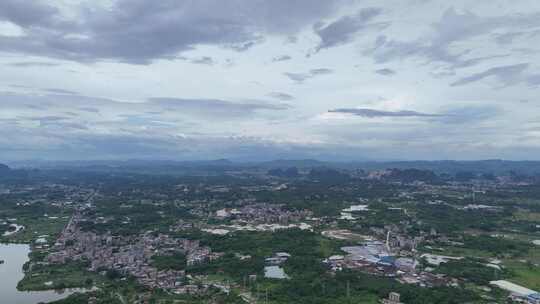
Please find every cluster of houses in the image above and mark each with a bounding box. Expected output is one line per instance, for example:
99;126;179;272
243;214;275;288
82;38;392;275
47;212;223;293
214;203;312;224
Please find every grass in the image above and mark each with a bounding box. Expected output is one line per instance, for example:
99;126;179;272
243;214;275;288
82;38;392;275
17;261;104;291
504;248;540;290
421;245;494;259
49;279;145;304
0;214;69;244
505;261;540;290
514;210;540;222
318;237;344;257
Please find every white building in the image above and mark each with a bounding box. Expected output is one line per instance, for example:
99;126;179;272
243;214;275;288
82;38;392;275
490;280;539;303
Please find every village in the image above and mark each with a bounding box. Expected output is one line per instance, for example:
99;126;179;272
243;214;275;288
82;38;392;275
47;210;224;294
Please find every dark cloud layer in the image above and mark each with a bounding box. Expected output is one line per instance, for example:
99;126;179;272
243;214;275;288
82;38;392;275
0;0;342;64
329;106;501;125
314;7;384;51
0;0;59;27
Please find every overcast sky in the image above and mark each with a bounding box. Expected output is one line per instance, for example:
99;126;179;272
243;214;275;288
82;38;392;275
1;0;540;161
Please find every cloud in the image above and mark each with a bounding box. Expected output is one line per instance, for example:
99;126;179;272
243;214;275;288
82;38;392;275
23;115;70;122
78;107;100;113
284;68;334;83
42;88;78;95
494;30;540;45
1;2;539;161
7;62;60;67
375;68;396;76
11;114;89;130
285;36;298;44
0;0;59;27
310;68;333;75
190;56;215;65
0;92;290;125
314;7;384;51
327;105;502;125
0;91;301;159
149;98;290;117
528;74;540;86
268;92;295;101
272;55;292;62
450;63;529;87
8;84;33;89
365;8;540;71
494;32;526;45
0;0;343;64
438;105;501;124
284;73;311;83
328;108;442;118
0;127;327;161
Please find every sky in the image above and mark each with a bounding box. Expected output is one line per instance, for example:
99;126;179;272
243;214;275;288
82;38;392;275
1;0;540;161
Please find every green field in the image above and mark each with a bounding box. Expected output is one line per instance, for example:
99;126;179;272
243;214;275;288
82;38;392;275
17;261;104;291
505;248;540;290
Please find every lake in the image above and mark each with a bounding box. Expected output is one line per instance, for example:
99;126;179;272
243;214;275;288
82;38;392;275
0;243;83;304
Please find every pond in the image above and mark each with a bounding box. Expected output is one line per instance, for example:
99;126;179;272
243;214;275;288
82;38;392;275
0;243;85;304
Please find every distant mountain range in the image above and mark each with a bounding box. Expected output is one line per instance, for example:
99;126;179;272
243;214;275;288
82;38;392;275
260;159;540;175
6;159;540;176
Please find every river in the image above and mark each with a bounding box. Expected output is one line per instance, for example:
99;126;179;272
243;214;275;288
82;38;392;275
0;243;84;304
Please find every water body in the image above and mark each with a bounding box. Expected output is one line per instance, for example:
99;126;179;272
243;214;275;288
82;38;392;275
0;243;82;304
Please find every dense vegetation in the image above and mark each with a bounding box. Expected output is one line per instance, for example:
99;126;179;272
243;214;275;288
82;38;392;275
151;253;187;271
